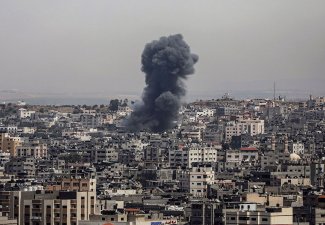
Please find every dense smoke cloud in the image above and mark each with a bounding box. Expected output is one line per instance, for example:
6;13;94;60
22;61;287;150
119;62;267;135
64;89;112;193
128;34;198;132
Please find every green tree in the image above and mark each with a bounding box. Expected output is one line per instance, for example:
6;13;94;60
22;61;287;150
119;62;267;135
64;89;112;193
109;99;119;111
122;98;128;107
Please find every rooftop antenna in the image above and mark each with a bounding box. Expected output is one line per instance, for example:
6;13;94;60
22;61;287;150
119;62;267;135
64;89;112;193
273;81;276;101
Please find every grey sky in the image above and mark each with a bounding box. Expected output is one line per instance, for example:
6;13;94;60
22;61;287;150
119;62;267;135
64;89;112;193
0;0;324;100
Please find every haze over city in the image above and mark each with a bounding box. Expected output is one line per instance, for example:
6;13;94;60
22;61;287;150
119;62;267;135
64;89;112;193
0;0;325;104
2;1;325;225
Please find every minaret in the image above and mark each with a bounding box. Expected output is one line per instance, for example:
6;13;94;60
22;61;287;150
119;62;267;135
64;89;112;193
271;134;276;151
284;134;289;154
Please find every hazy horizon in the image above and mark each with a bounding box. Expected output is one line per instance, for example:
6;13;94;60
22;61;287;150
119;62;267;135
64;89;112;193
0;0;324;104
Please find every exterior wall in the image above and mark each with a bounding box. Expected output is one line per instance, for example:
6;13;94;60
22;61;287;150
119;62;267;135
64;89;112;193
196;109;215;117
244;193;284;207
80;114;103;128
46;178;96;192
0;216;17;225
169;149;188;168
226;150;241;163
224;207;293;225
16;143;47;158
290;143;304;155
175;170;190;192
4;157;36;177
225;119;264;142
188;147;218;168
1;189;96;225
189;164;215;197
95;148;118;163
0;133;22;156
18;109;35;119
269;207;293;225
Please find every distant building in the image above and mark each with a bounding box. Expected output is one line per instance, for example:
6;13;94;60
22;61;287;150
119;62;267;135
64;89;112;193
80;114;103;128
224;206;293;225
17;108;35;119
225;119;264;142
0;178;96;225
189;163;215;197
0;133;22;157
16;142;47;158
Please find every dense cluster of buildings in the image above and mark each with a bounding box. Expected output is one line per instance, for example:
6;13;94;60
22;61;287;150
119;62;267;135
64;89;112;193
0;95;324;225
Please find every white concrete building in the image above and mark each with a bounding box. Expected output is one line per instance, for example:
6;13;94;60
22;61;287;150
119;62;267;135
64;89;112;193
80;114;103;128
226;147;258;164
189;163;215;197
17;108;35;119
225;118;264;141
0;151;10;166
188;146;218;168
0;125;17;134
169;146;218;168
196;108;215;117
290;142;304;155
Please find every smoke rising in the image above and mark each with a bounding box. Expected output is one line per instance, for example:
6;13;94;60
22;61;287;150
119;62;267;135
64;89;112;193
128;34;198;132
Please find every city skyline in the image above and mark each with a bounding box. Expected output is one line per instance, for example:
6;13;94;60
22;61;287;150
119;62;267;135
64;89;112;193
0;0;324;104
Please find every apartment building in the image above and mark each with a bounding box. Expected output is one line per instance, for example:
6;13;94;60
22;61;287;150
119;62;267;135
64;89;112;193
189;163;215;197
224;205;293;225
226;148;258;165
46;178;96;192
195;108;215;117
0;178;96;225
169;146;218;168
16;142;47;158
169;149;188;168
225;119;264;142
80;114;103;128
0;215;17;225
4;157;35;177
17;108;35;119
94;148;118;163
188;147;218;168
0;133;22;156
289;142;304;155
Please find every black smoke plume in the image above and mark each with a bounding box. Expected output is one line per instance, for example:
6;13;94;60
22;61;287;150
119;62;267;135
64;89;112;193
128;34;198;132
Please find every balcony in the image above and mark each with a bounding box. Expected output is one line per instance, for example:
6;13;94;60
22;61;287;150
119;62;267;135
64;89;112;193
31;216;42;221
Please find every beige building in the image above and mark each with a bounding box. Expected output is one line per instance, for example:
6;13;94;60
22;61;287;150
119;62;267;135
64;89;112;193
17;108;35;119
189;163;215;197
225;118;264;142
0;215;17;225
243;193;284;207
169;146;219;168
0;133;22;157
46;178;96;192
16;142;47;158
0;178;96;225
224;206;293;225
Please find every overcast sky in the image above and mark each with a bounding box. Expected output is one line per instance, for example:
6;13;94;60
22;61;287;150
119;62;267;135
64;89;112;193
0;0;324;101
